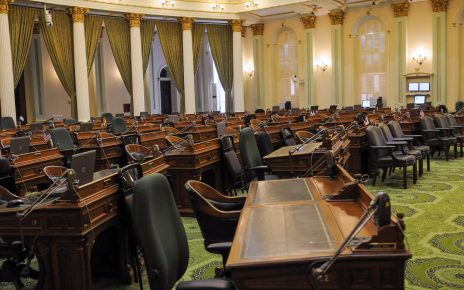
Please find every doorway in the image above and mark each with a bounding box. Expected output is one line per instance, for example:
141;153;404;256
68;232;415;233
159;67;172;114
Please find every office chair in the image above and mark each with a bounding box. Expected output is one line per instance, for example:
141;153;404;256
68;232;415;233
254;108;265;114
63;118;78;125
101;112;113;124
244;114;256;127
220;135;245;195
125;144;152;163
50;127;79;167
131;174;235;290
185;180;244;266
435;114;463;157
122;133;141;146
366;126;417;189
239;127;278;181
420;116;456;161
112;117;128;134
281;127;297;146
0;157;16;193
255;131;274;157
1;116;16;130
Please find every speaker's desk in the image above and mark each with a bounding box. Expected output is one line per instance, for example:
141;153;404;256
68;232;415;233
226;166;411;290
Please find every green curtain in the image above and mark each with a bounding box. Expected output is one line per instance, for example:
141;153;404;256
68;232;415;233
9;6;36;88
40;11;77;118
192;23;205;75
103;16;132;95
141;19;156;76
206;24;234;112
85;15;103;75
156;21;185;113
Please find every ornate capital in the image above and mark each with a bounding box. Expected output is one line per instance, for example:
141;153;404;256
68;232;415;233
230;19;244;33
127;13;143;27
241;25;246;37
179;17;193;31
70;7;89;23
430;0;449;12
391;1;409;17
0;0;13;14
328;10;344;25
251;23;264;36
300;14;316;29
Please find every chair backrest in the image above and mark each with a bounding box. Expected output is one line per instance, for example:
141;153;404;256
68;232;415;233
387;121;405;138
446;114;459;127
240;127;263;172
254;108;265;114
379;123;395;142
244;114;256;126
64;118;77;125
118;163;143;212
434;115;450;128
366;126;390;158
112;117;128;134
13;130;32;138
1;117;15;130
50;128;75;151
420;116;436;130
122;134;140;146
255;131;274;157
125;144;151;163
220;136;243;180
281;127;297;146
0;157;15;193
101;112;113;123
132;174;189;290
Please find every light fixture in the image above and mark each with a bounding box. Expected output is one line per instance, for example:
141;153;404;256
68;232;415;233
316;63;328;72
44;4;53;26
212;1;224;11
412;54;427;72
161;0;176;7
245;1;259;8
244;66;254;77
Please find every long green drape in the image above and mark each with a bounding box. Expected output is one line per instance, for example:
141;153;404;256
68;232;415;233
85;15;103;75
141;20;156;75
9;6;36;88
206;24;234;112
156;21;185;113
103;16;132;95
40;11;77;118
192;23;205;75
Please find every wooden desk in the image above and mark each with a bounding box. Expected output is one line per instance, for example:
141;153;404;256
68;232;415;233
226;166;411;290
76;132;122;170
141;156;170;175
140;131;168;150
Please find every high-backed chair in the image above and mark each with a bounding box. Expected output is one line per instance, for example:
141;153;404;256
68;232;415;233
50;127;78;166
185;180;244;265
244;114;256;127
101;112;113;124
0;157;16;193
295;131;314;144
239;127;277;181
1;117;16;130
388;121;431;171
435;114;463;157
220;135;244;194
281;127;297;146
122;133;140;146
63;118;77;125
131;174;235;290
112;117;128;134
255;131;274;157
366;126;417;189
420;116;457;161
125;144;152;163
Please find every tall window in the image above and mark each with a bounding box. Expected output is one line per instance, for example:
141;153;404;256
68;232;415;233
278;30;298;105
359;19;386;104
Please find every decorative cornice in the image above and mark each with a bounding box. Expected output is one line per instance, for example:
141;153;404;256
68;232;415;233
300;14;316;29
230;19;244;33
127;13;143;27
430;0;449;12
179;17;193;30
70;7;89;23
0;0;13;14
251;23;264;36
328;10;344;25
391;1;409;17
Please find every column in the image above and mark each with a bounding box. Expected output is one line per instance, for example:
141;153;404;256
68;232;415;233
71;7;91;121
391;1;409;107
128;13;145;116
431;0;448;105
180;17;195;114
328;10;344;106
0;0;16;121
231;20;244;112
251;23;264;109
301;15;316;107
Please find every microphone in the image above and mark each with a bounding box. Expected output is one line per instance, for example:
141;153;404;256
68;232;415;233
290;128;327;154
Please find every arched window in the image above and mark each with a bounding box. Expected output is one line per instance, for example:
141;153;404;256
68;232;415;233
160;67;168;78
277;30;298;106
358;18;386;105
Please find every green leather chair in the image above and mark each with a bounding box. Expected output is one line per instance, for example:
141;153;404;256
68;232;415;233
50;127;78;166
101;112;113;124
112;117;128;134
131;174;235;290
0;117;16;130
63;117;78;125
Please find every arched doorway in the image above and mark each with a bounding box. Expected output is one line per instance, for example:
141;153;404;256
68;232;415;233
277;29;299;107
159;67;172;114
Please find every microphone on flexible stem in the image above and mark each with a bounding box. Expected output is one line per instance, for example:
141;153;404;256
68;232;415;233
290;128;327;155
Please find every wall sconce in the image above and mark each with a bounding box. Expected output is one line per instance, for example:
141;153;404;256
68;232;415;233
244;67;254;77
316;63;328;72
245;1;259;8
412;54;427;72
161;0;176;7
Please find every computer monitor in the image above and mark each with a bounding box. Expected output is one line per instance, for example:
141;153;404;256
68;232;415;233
216;122;226;137
408;82;419;92
29;122;44;132
9;136;30;155
419;82;430;92
79;122;94;132
329;105;337;111
291;108;300;115
344;106;353;113
362;100;371;108
414;95;426;104
71;150;96;186
310;106;319;112
353;104;362;110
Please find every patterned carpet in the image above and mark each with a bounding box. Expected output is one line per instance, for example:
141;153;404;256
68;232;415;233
1;153;463;289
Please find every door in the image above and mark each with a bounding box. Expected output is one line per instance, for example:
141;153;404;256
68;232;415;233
160;80;172;114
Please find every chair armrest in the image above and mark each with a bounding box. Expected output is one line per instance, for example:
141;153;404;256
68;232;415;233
393;137;414;141
403;134;423;138
369;145;396;149
436;127;454;130
206;242;232;255
422;129;439;132
386;141;408;145
248;165;270;171
177;279;236;290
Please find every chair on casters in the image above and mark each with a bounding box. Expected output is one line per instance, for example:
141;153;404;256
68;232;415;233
220;135;245;195
0;117;16;130
50;127;79;167
435;114;463;157
366;126;417;189
131;174;236;290
281;127;297;146
255;131;274;157
112;117;128;134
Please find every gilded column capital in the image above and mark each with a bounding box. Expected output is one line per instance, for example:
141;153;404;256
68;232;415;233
251;23;264;36
179;17;193;31
430;0;449;12
241;25;246;38
230;19;244;33
0;0;13;14
70;7;89;23
127;13;143;27
391;1;409;17
328;10;344;25
300;14;316;29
